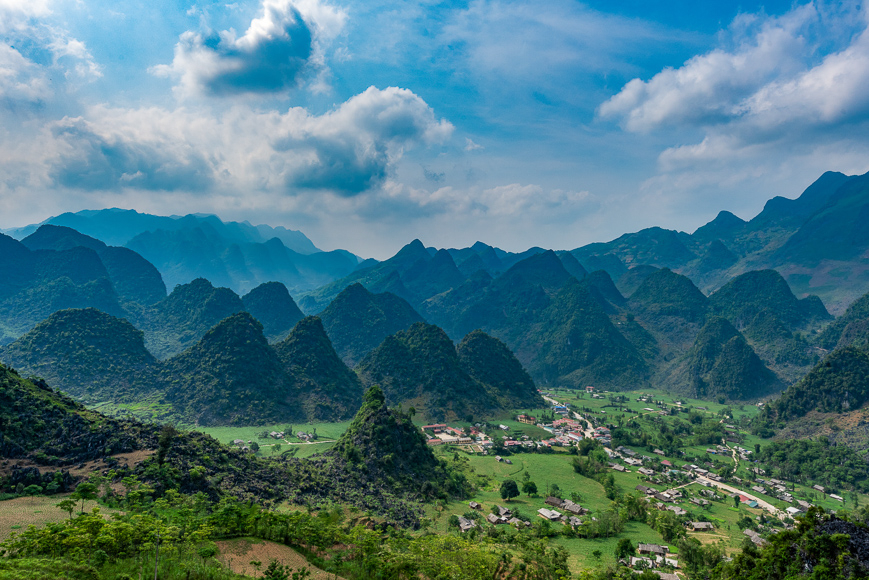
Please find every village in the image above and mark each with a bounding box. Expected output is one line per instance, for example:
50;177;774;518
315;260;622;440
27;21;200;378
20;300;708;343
421;386;846;577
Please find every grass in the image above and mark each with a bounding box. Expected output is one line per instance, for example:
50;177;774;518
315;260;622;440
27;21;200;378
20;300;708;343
191;420;353;459
0;494;119;543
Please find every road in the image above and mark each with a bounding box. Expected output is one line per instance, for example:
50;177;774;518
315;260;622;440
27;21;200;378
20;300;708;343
694;475;781;516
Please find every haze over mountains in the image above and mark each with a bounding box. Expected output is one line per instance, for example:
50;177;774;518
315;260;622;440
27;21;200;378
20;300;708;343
3;169;869;424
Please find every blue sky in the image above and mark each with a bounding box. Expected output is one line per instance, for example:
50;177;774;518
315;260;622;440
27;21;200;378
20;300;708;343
2;0;868;258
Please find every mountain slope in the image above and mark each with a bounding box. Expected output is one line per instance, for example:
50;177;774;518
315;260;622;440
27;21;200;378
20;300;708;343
273;316;363;421
318;283;424;366
241;281;304;342
21;224;166;305
140;278;245;359
456;330;543;409
356;322;498;422
0;308;159;402
664;317;781;400
161;312;302;426
774;347;869;419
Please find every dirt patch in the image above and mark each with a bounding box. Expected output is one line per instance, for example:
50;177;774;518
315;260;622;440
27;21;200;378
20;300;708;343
216;538;344;579
0;449;156;480
0;494;118;543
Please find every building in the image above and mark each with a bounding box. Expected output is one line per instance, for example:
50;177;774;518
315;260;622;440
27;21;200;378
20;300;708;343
637;544;669;557
516;414;536;424
688;521;714;531
457;517;477;532
537;508;562;521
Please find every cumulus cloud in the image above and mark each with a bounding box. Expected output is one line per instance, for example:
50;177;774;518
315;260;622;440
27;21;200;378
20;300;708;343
40;86;452;196
599;2;869;139
153;0;346;97
0;0;101;107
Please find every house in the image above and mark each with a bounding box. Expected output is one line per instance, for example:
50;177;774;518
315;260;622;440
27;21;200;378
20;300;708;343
508;517;531;528
638;467;655;476
797;500;812;510
660;460;672;468
690;498;709;506
746;500;758;508
625;458;644;466
566;516;582;527
653;449;665;456
469;501;481;510
231;439;245;446
561;500;586;515
830;494;845;502
744;529;766;546
688;521;714;532
653;572;679;580
609;463;626;472
666;505;687;516
497;506;513;518
637;544;669;557
517;414;536;424
537;508;562;521
486;513;503;525
630;556;656;569
786;507;802;517
458;517;477;532
545;496;564;508
752;486;766;494
635;485;652;494
813;484;825;492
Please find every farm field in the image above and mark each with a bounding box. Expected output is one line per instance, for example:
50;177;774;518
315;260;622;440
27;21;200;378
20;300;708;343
0;494;116;543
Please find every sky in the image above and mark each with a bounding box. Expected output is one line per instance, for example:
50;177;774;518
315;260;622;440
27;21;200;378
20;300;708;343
2;0;869;258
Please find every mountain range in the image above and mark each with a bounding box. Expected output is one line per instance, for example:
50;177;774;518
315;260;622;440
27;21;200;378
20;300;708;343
3;169;869;414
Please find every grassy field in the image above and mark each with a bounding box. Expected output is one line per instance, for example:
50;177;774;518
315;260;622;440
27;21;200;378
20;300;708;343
0;494;117;543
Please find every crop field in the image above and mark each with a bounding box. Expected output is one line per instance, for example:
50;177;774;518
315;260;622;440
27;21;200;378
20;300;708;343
0;494;118;543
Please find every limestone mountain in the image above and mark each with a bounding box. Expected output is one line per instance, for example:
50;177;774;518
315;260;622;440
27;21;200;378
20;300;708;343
356;322;499;422
0;363;150;465
456;330;543;409
241;281;304;342
326;385;449;496
0;308;159;402
140;278;245;359
818;291;869;351
664;317;781;400
517;278;648;388
273;316;363;421
0;234;124;343
773;347;869;419
21;224;166;306
628;268;710;352
318;283;424;367
161;312;303;426
709;269;830;330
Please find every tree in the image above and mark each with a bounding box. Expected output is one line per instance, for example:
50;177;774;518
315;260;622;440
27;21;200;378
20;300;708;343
56;498;76;519
522;480;538;496
615;538;636;560
23;484;43;502
71;482;99;513
500;479;520;502
733;495;741;508
157;424;177;466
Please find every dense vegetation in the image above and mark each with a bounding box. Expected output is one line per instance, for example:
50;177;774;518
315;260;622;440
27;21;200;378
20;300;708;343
0;308;159;402
356;322;502;422
773;347;869;419
456;330;544;409
756;438;869;491
667;317;781;400
241;281;304;342
273;316;363;421
820;290;869;350
317;283;424;366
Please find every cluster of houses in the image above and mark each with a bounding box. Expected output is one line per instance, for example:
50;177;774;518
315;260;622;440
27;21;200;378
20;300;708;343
465;503;532;529
626;544;678;576
421;424;475;446
536;496;588;527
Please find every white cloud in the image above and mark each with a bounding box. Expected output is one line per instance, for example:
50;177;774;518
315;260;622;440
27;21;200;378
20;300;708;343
35;86;451;197
153;0;346;97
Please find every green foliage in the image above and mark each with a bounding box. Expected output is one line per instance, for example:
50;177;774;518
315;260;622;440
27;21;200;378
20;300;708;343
0;308;160;402
774;347;869;419
241;282;304;343
755;437;869;490
819;290;869;350
667;316;780;400
499;479;519;501
356;322;502;422
629;268;709;323
318;283;424;367
457;330;543;409
273;316;363;421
